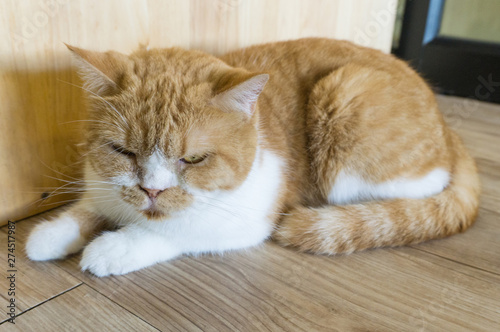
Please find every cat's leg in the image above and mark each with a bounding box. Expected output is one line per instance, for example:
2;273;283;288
26;201;105;261
80;225;181;277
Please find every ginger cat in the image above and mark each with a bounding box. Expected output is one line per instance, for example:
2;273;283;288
26;38;480;277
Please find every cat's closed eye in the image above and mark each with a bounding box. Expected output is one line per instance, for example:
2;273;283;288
111;143;135;157
180;154;207;165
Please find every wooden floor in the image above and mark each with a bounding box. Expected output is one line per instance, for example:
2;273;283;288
1;95;499;331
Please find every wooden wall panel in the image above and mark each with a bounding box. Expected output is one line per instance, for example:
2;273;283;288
0;0;396;225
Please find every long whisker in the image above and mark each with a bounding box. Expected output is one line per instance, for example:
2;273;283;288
36;194;116;207
59;119;126;134
57;79;129;129
41;175;114;187
30;188;112;206
106;145;123;157
80;141;113;158
192;199;273;230
193;193;290;216
38;159;83;182
35;178;86;201
37;175;114;202
42;175;85;184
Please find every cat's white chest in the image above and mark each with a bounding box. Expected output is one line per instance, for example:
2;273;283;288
90;148;285;255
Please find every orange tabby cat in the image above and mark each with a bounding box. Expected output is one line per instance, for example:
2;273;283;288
26;38;480;276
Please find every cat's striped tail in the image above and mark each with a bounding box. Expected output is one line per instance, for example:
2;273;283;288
274;132;480;255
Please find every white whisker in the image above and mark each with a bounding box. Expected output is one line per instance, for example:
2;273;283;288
59;119;126;134
57;79;129;129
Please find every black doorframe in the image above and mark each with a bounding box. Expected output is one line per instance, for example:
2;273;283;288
393;0;500;104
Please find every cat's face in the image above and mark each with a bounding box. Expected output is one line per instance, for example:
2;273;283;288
69;46;268;219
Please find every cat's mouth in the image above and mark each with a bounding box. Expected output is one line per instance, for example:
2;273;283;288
142;207;167;220
121;185;194;220
141;197;168;220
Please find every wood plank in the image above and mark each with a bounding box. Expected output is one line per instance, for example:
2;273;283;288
476;157;500;215
412;95;500;273
436;95;500;127
412;207;500;274
54;241;500;331
0;218;81;324
4;285;158;331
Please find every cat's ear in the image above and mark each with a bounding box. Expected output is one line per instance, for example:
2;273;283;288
65;44;130;95
212;74;269;117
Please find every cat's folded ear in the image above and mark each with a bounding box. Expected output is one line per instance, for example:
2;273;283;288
65;44;131;96
211;73;269;118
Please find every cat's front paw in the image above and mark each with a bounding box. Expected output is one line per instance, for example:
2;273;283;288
80;231;141;277
26;216;86;261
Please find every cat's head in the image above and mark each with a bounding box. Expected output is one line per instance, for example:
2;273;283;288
67;45;268;219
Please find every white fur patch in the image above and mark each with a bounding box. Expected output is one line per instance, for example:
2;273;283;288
173;148;283;254
80;225;181;277
328;168;450;205
81;148;284;276
140;149;178;190
26;216;86;261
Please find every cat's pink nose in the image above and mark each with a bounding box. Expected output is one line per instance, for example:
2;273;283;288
140;187;163;199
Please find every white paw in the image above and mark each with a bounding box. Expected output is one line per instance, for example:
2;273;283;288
26;217;86;261
80;231;141;277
